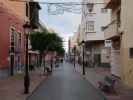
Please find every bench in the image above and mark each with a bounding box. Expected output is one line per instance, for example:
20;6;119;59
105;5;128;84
98;75;119;93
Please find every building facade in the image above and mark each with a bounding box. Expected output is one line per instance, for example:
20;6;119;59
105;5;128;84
0;0;41;79
104;0;133;87
104;0;121;77
0;0;26;78
80;0;110;67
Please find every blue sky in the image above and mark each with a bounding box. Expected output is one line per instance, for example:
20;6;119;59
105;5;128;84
38;0;81;51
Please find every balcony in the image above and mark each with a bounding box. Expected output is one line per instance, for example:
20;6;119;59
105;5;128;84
105;0;121;9
29;2;41;29
85;32;104;41
104;20;120;39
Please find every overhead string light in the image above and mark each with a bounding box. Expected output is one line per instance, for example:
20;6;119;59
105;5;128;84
47;3;82;15
9;0;106;15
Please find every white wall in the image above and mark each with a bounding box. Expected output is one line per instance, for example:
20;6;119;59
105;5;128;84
81;0;111;41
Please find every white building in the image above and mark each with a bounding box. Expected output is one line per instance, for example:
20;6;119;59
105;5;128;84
79;0;111;67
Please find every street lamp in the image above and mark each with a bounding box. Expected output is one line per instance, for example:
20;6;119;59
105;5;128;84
73;46;76;68
23;21;31;94
82;40;85;75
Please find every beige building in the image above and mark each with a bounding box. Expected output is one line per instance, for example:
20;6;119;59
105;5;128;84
104;0;121;77
104;0;133;87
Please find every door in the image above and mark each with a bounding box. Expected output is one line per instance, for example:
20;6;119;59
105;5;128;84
111;49;121;77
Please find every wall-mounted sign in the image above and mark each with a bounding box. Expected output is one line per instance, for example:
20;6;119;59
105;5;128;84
105;40;112;47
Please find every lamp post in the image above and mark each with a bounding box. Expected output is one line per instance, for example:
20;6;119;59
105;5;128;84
73;46;76;68
82;40;85;75
23;21;31;94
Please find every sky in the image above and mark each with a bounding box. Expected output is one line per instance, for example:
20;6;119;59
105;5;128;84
38;0;81;52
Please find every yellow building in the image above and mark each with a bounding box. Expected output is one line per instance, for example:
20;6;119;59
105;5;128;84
104;0;121;77
121;0;133;87
104;0;133;87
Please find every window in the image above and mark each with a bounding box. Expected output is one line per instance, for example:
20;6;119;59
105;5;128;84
16;32;22;50
101;8;107;13
19;33;21;46
86;21;95;32
26;3;29;17
117;10;121;27
14;32;17;47
129;48;133;58
10;27;15;45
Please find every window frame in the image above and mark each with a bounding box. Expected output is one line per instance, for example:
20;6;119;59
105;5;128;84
86;21;95;33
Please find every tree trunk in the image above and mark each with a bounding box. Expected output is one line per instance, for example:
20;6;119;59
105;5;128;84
39;53;42;67
50;58;53;72
39;53;46;74
43;56;46;73
43;54;46;73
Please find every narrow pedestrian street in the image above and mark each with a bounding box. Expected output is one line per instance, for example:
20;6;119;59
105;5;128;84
27;62;106;100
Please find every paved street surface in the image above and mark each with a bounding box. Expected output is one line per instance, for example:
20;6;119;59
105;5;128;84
0;68;46;100
27;62;106;100
74;64;133;100
75;63;110;88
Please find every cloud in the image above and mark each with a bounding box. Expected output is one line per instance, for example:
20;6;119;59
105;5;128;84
39;0;81;51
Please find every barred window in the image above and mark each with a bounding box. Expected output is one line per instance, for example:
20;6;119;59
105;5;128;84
86;21;95;32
